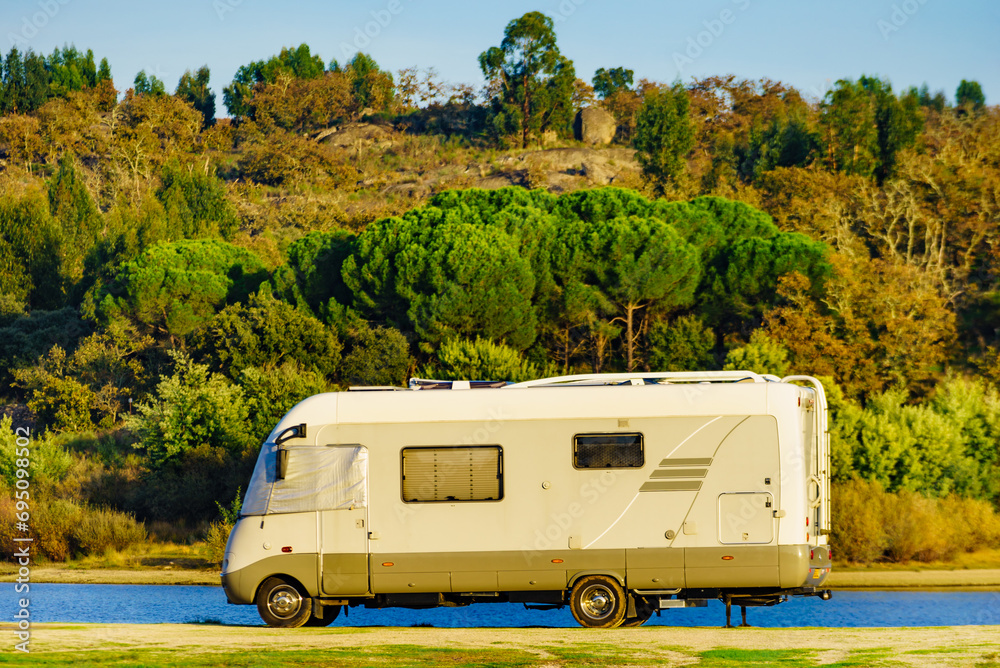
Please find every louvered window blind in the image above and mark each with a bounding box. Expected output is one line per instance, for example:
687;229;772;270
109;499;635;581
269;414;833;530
401;446;502;502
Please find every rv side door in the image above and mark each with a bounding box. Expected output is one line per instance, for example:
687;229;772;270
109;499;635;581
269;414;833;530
317;445;370;596
319;506;369;595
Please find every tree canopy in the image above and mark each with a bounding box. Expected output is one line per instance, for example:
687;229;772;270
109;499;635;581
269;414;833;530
175;66;215;127
479;11;576;147
633;83;695;194
94;239;268;343
592;67;633;99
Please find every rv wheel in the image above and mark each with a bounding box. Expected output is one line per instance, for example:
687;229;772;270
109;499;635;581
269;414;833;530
256;576;312;628
304;604;342;627
569;575;627;628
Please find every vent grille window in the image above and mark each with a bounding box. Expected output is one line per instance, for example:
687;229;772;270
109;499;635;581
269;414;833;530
574;433;644;468
401;446;502;503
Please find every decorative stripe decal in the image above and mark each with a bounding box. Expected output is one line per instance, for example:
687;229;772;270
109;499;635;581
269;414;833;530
650;468;708;479
640;481;703;492
583;492;639;549
659;457;714;467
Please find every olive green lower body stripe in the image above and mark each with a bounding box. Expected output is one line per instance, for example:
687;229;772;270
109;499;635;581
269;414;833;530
639;480;703;491
222;545;812;602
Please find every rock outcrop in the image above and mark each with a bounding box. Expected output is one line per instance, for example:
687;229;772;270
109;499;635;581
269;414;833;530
574;106;617;145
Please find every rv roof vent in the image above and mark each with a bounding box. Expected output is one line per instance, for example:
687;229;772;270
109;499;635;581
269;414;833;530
408;378;509;390
348;386;407;391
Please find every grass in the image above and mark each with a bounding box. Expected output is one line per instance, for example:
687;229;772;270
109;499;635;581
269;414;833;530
823;648;906;667
0;644;990;667
4;625;999;667
539;641;667;665
697;648;812;667
978;652;1000;668
0;647;542;667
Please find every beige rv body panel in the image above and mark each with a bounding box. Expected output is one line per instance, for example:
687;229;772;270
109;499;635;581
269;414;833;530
221;374;829;607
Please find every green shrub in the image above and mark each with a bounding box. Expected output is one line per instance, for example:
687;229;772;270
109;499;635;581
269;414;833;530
646;315;716;371
190;292;342;380
0;493;21;560
204;488;242;565
833;480;1000;564
239;362;330;442
72;507;147;556
340;325;413;387
0;416;76;496
129;443;255;523
939;495;1000;553
12;348;96;433
723;330;790;377
126;350;251;468
831;479;887;564
421;337;544;383
30;498;83;561
882;489;953;562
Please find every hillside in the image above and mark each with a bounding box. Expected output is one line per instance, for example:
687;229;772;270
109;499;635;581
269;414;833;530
1;34;999;566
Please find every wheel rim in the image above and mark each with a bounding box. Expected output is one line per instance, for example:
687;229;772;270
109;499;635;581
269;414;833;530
580;584;616;620
267;584;303;620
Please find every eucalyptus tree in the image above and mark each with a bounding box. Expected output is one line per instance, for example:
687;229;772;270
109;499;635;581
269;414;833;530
478;12;576;147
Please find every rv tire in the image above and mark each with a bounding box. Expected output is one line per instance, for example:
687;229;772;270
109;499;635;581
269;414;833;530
256;576;313;628
569;575;627;628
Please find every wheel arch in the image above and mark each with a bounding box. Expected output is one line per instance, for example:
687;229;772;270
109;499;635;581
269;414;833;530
567;569;626;589
253;572;311;604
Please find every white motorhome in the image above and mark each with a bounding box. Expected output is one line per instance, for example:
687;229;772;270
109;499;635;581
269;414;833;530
221;371;832;628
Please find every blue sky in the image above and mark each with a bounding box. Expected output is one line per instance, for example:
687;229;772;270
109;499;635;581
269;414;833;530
3;0;997;115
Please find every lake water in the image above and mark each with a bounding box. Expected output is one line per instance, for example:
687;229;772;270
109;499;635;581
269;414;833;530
5;584;1000;627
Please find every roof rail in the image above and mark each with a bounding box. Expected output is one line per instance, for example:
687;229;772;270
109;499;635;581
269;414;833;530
408;378;509;390
506;370;779;388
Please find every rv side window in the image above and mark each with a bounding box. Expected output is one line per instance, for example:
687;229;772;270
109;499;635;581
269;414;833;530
401;446;503;503
574;433;644;468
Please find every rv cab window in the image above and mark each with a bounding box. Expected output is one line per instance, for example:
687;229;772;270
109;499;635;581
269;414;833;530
574;433;644;468
401;445;503;503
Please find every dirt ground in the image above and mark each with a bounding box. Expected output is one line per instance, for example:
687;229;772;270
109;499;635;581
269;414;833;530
4;623;999;667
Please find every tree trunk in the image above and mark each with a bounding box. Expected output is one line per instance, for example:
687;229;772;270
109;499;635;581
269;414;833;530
522;70;530;148
625;304;635;372
623;303;646;372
